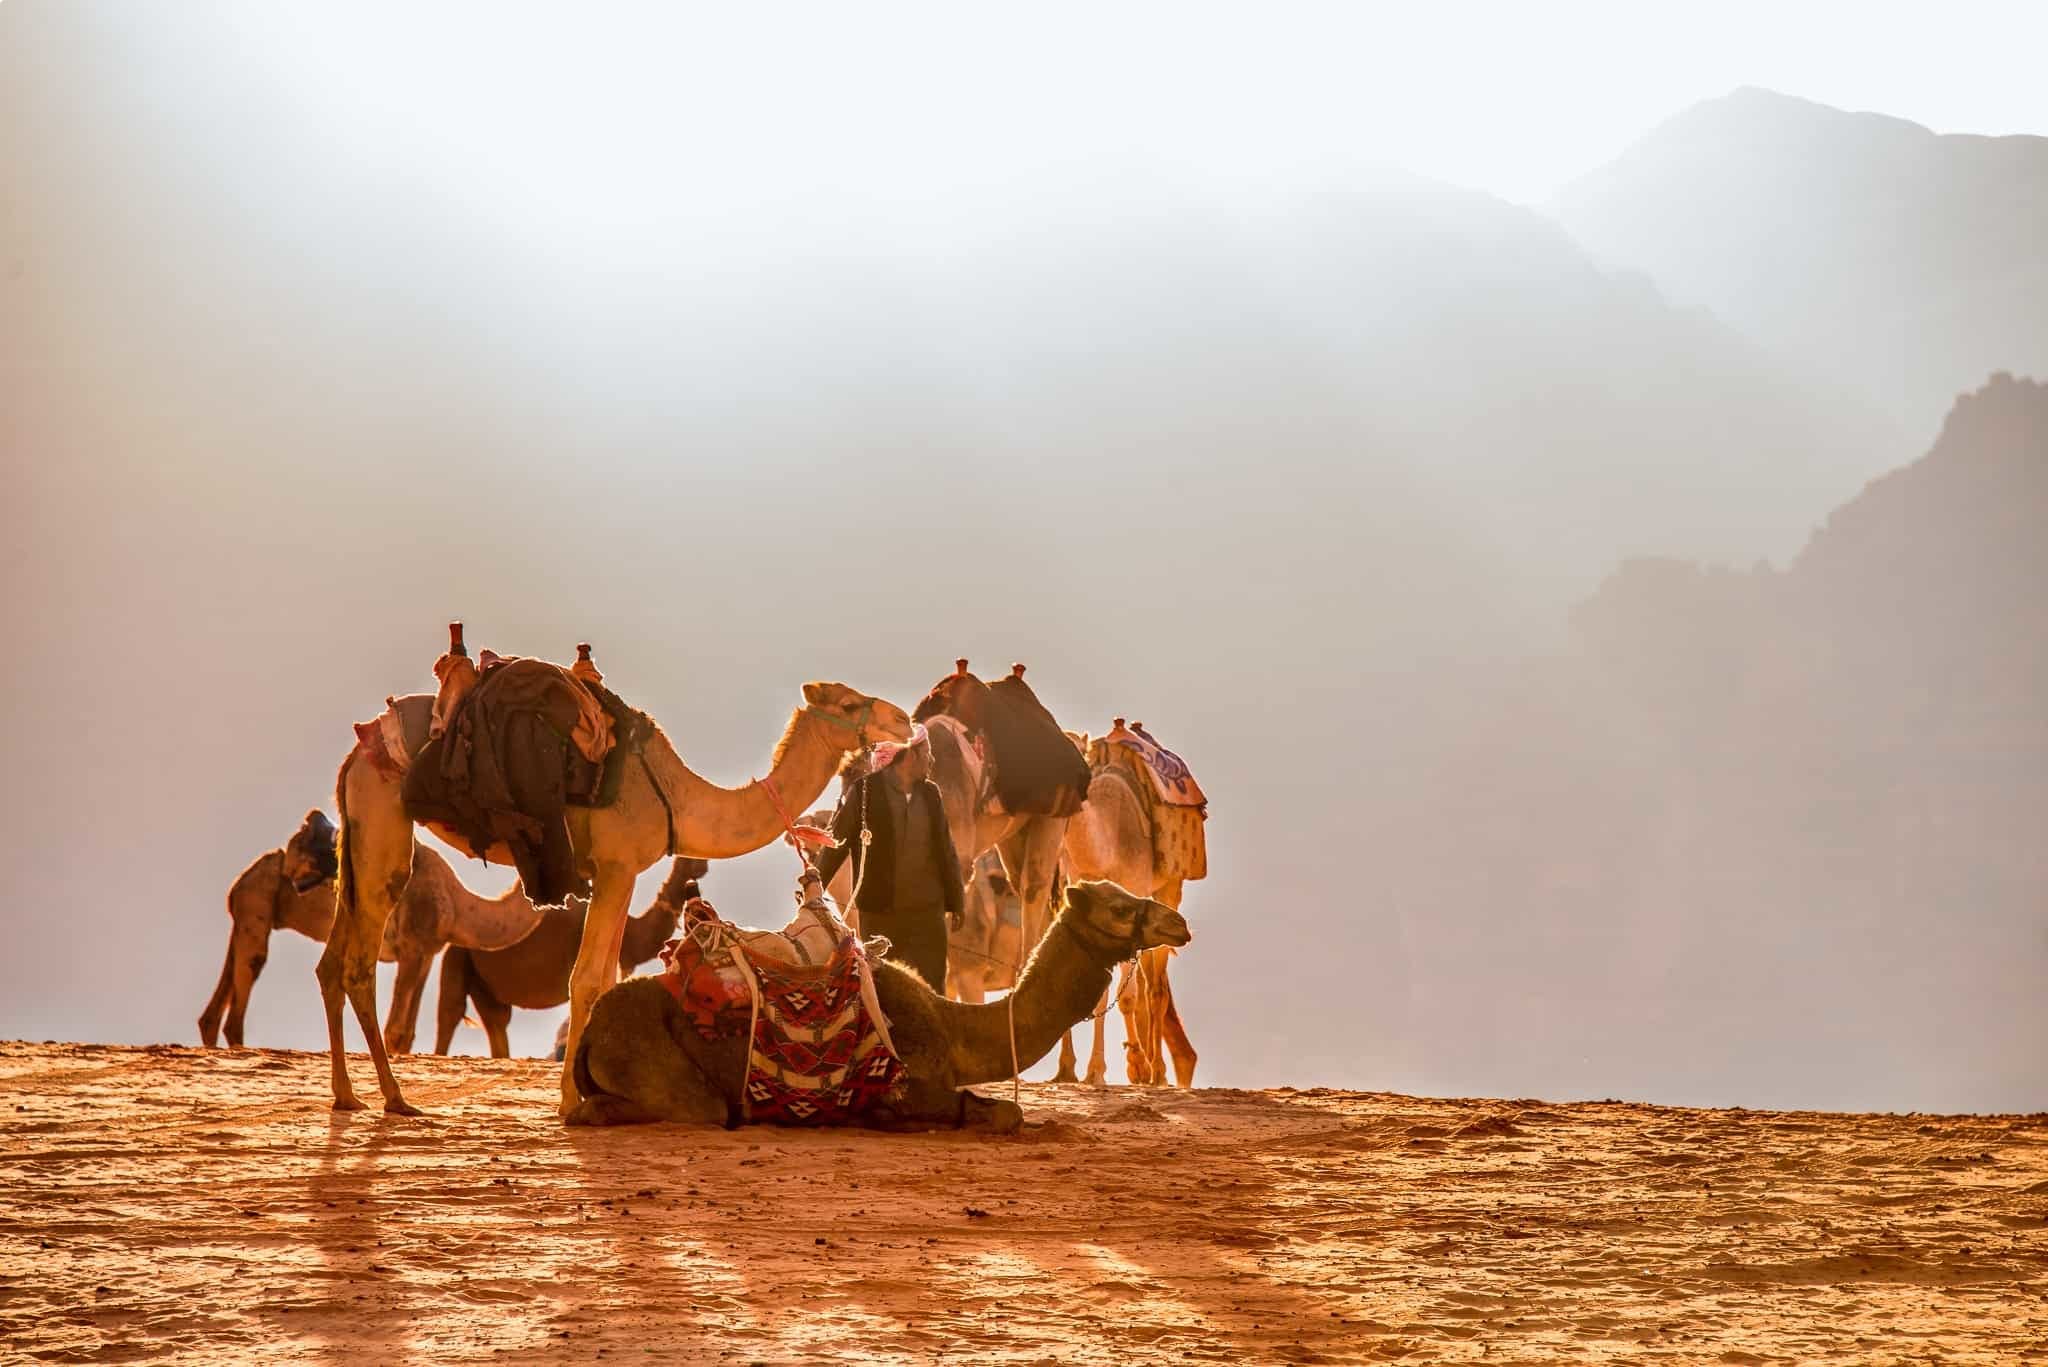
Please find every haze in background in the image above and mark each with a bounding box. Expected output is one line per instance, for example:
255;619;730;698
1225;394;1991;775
4;3;2044;1110
1557;87;2048;433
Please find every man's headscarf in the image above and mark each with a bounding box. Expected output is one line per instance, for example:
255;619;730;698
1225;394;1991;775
868;721;929;772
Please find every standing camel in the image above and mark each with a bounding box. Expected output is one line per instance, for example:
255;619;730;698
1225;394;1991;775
434;857;708;1057
199;811;545;1052
323;676;910;1116
914;661;1094;1081
1062;728;1202;1087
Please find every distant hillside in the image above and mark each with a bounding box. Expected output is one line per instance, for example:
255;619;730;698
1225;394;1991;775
1553;374;2048;1107
1554;88;2048;437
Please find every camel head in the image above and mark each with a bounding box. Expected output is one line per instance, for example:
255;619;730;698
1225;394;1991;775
1059;879;1192;958
800;681;913;752
652;856;712;908
283;809;339;893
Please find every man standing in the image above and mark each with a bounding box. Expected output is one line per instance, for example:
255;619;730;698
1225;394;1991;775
812;723;963;991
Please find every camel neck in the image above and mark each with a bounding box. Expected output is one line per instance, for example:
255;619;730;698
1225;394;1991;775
656;707;850;859
945;915;1117;1088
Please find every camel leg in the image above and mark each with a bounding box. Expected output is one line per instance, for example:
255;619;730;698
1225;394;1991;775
1150;879;1193;1087
559;861;635;1117
322;752;419;1114
198;939;234;1049
1084;981;1111;1088
382;946;434;1056
480;995;513;1059
1117;956;1157;1084
222;922;272;1051
1138;947;1173;1085
432;948;469;1055
1160;971;1197;1088
314;928;360;1110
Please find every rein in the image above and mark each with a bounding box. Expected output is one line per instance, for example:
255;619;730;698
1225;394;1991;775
756;702;877;870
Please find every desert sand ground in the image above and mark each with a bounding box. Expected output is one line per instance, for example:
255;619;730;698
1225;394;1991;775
2;1042;2045;1364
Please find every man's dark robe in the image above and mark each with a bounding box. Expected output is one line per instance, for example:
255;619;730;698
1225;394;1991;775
813;770;963;991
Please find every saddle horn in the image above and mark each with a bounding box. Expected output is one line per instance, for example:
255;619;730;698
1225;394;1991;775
447;621;468;658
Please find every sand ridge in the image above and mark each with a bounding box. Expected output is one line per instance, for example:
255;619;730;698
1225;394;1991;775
2;1041;2045;1363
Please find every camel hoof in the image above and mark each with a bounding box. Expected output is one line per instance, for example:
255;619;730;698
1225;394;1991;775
331;1095;367;1113
1051;1066;1079;1085
382;1097;423;1117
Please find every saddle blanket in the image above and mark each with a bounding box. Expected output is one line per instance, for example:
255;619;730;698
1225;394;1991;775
656;898;905;1126
1106;721;1208;809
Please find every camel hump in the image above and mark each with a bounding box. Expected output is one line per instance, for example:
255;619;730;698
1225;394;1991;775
981;672;1090;818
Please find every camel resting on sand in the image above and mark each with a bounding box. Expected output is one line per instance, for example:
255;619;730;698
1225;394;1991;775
434;858;708;1057
200;811;545;1052
566;879;1190;1131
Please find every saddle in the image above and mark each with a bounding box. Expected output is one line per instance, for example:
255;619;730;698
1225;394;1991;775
913;660;1090;819
656;893;905;1126
1087;719;1209;882
399;644;654;907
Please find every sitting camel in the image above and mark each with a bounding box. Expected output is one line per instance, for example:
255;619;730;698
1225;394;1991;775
323;659;910;1116
567;878;1190;1130
199;810;544;1052
434;857;708;1058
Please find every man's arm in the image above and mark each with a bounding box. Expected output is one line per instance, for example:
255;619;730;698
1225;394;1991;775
930;782;965;925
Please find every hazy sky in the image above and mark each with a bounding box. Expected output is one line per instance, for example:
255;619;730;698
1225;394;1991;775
172;1;2048;214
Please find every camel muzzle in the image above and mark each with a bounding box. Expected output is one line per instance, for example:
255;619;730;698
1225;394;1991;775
1142;902;1192;950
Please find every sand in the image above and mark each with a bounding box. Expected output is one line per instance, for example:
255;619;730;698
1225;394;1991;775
2;1042;2044;1364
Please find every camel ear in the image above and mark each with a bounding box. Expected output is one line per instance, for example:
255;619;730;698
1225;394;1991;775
801;682;827;706
1063;880;1101;915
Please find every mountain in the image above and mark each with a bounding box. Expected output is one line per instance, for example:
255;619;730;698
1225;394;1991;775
1553;87;2048;439
1553;374;2048;1108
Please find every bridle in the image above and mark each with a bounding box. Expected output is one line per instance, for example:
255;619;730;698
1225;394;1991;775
756;699;885;868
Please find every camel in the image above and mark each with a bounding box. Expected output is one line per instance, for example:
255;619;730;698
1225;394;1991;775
321;673;910;1116
795;808;1020;1004
199;811;545;1052
566;878;1191;1130
434;857;709;1057
913;661;1093;1081
1062;730;1200;1087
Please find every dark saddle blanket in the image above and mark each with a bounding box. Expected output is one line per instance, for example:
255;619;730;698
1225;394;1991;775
917;668;1089;818
402;656;652;906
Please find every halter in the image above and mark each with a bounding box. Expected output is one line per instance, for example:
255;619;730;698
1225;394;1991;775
756;699;882;869
803;698;874;736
